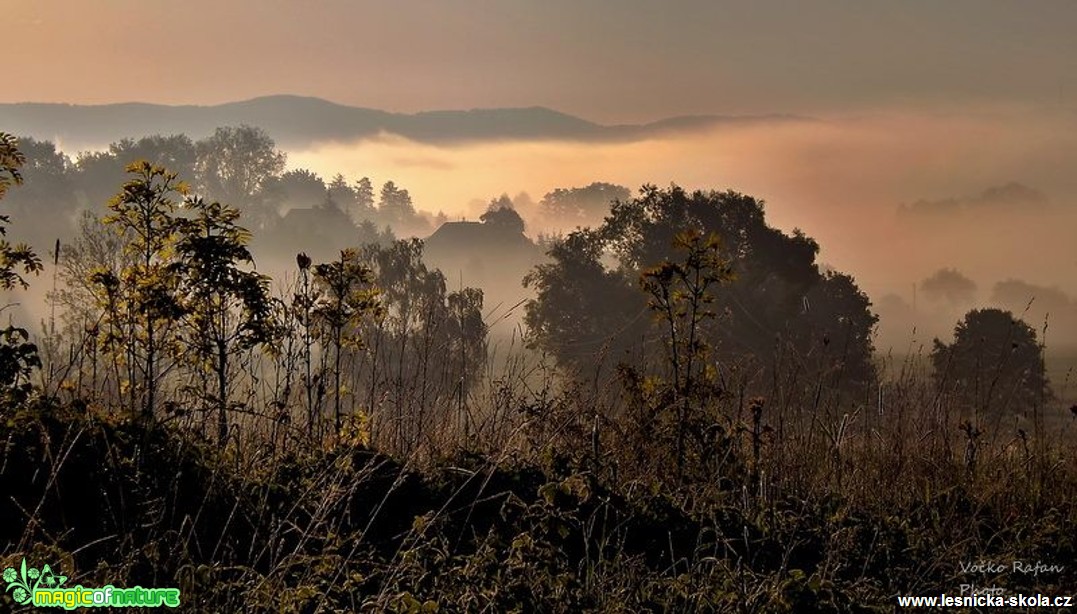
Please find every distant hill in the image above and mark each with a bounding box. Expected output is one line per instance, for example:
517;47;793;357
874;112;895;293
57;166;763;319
0;95;804;149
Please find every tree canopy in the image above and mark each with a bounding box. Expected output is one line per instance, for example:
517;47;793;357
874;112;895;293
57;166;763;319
525;184;878;392
480;196;526;235
267;168;328;211
932;308;1049;418
920;268;977;305
539;182;629;230
194;125;286;225
0;133;43;290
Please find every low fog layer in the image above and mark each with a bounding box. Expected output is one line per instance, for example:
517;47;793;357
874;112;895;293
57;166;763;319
285;104;1077;349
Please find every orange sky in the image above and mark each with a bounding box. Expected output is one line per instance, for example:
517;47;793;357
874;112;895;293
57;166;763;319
6;0;1077;122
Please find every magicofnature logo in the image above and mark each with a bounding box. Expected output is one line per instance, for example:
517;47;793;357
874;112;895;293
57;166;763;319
3;559;180;609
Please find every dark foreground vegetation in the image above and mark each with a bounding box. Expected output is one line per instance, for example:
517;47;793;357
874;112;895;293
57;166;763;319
2;132;1075;612
3;398;1075;613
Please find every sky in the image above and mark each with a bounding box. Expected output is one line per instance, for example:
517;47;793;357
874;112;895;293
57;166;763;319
5;0;1077;352
6;0;1077;122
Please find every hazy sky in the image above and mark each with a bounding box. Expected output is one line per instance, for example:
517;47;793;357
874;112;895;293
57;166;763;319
7;0;1077;121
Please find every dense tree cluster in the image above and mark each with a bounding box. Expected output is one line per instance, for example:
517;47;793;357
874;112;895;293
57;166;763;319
75;162;280;441
0;132;488;451
3;131;1075;614
353;239;488;452
2;127;438;257
521;184;880;481
525;185;879;394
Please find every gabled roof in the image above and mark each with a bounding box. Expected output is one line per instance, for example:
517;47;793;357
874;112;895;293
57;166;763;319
425;220;534;252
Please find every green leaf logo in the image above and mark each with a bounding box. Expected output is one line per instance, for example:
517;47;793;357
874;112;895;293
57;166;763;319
4;559;67;605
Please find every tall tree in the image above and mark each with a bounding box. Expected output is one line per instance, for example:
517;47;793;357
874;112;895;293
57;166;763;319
0;134;42;289
175;197;277;445
312;249;380;433
524;229;639;367
2;137;72;209
353;177;376;221
327;174;355;213
93;162;187;420
111;135;197;179
266;168;327;211
378;181;414;221
75;135;197;212
0;133;43;405
194;126;285;226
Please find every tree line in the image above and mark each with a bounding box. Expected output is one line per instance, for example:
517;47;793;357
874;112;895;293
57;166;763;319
6;126;439;254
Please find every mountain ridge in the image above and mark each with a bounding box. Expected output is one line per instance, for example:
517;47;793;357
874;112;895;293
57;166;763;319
0;95;805;149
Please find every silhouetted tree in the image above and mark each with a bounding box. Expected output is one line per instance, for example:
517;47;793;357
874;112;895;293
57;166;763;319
376;180;430;236
480;196;526;234
327;173;355;213
175;197;278;445
526;184;878;393
990;280;1076;338
920;268;977;305
93;162;188;420
194;126;285;226
353;176;376;221
539;182;630;230
111;135;197;179
312;249;380;432
356;219;395;247
992;280;1073;312
267;168;327;211
0;134;42;289
0;133;43;405
74;150;127;210
378;181;413;221
445;286;487;393
355;239;487;452
524;229;639;366
74;135;197;212
5;137;69;187
1;137;74;228
931;308;1049;418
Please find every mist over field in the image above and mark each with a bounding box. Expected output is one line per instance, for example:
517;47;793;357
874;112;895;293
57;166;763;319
4;2;1077;611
